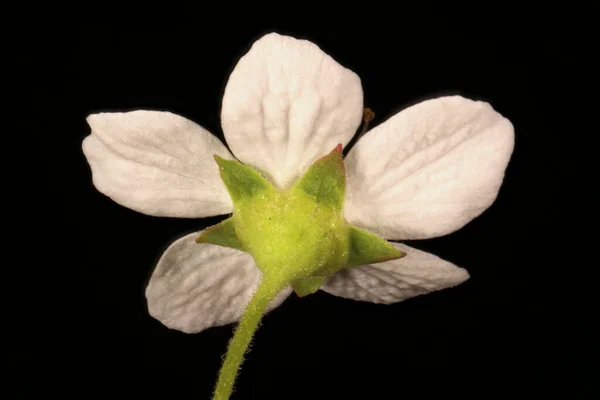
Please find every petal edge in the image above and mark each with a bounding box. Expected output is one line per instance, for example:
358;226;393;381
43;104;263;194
82;110;234;218
146;231;292;333
221;32;363;189
321;242;469;304
344;95;514;240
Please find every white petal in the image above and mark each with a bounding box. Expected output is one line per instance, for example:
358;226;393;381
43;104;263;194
82;110;234;218
344;96;515;240
221;32;363;189
321;242;469;304
145;231;292;333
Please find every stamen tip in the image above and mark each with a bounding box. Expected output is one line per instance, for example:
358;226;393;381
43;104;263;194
363;107;375;123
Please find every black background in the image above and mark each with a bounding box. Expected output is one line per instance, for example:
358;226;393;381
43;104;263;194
40;24;563;398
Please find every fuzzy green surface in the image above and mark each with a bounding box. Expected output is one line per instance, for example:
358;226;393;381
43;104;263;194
206;146;405;399
213;277;285;400
199;146;404;287
212;147;352;284
235;187;349;282
196;217;244;251
346;225;405;268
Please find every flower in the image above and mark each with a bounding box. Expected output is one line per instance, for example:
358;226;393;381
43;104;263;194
82;32;514;399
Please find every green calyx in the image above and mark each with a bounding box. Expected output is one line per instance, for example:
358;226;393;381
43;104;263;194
201;144;405;399
197;144;405;289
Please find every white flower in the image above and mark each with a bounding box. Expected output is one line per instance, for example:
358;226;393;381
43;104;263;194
82;32;514;335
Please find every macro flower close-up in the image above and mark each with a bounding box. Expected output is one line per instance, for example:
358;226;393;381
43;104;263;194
81;32;515;399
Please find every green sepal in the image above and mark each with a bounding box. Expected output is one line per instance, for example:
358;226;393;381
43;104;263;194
196;217;245;251
214;155;274;204
292;144;345;209
346;225;405;268
291;275;327;297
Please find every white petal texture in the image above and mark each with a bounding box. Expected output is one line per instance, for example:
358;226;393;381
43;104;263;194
145;232;293;333
344;96;515;240
321;243;469;304
221;32;363;189
82;110;234;218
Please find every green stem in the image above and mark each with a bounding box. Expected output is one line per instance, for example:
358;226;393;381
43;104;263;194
212;276;284;400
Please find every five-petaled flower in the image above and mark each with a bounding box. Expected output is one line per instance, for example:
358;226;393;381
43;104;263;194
82;32;514;399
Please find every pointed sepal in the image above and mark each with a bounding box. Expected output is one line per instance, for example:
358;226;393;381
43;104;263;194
292;144;345;208
346;226;405;268
291;276;326;297
196;217;245;251
214;155;274;204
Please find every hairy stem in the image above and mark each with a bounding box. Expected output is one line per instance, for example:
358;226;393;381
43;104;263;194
212;276;284;400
